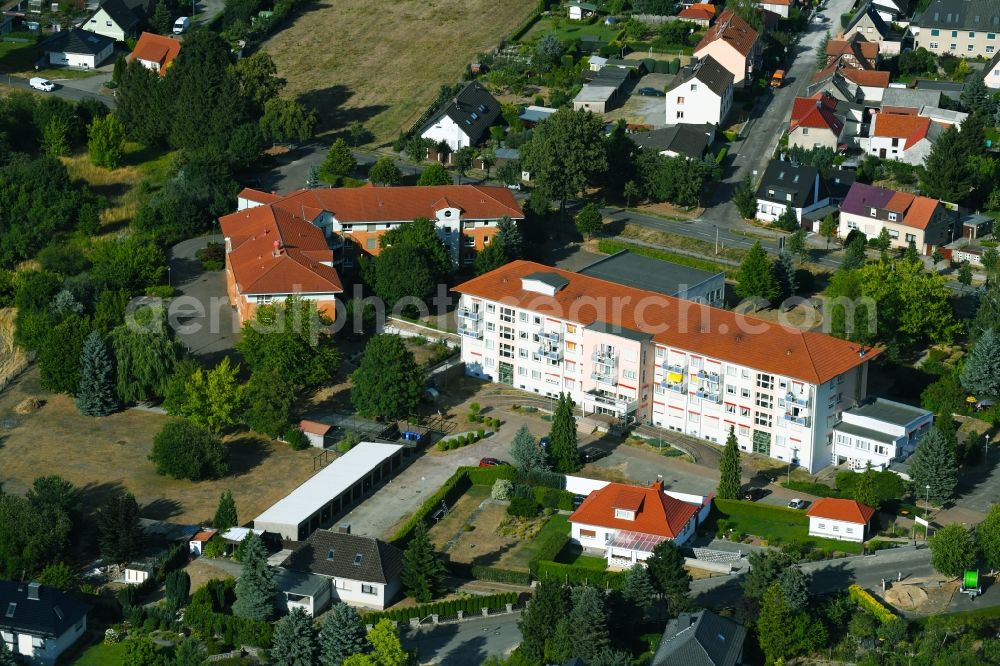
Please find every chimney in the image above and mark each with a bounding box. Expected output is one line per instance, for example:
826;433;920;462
338;523;351;534
651;479;664;493
273;240;283;256
27;582;41;601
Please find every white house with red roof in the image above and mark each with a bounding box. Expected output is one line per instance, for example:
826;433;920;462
569;480;708;567
693;10;761;86
759;0;793;19
806;498;875;542
866;112;945;166
788;92;845;151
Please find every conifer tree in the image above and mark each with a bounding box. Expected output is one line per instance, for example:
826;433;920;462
548;393;580;473
271;607;318;666
622;563;656;612
772;251;798;301
735;241;778;305
213;490;238;531
0;637;15;666
961;328;1000;399
568;586;610;662
319;603;369;666
733;173;757;219
909;427;959;504
75;331;119;416
716;426;742;500
494;215;523;259
517;580;569;663
510;424;549;472
400;522;446;603
233;531;276;621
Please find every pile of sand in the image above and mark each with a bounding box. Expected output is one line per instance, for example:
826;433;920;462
884;584;929;610
14;397;44;414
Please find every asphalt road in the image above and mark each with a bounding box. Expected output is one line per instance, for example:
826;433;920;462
3;72;116;107
402;613;521;666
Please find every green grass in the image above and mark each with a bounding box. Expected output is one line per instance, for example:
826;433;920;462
710;499;863;555
505;513;570;570
74;642;126;666
0;38;41;73
911;604;1000;626
522;17;622;44
554;544;607;570
597;239;737;279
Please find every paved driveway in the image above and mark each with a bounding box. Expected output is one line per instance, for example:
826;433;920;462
403;613;521;665
168;235;241;364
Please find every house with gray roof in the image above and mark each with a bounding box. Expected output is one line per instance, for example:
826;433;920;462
83;0;150;41
912;0;1000;59
280;529;404;609
652;610;746;666
631;124;715;160
0;581;89;664
665;55;734;126
755;160;831;225
42;28;115;68
832;398;933;470
845;3;891;44
985;48;1000;88
880;86;942;111
420;81;501;151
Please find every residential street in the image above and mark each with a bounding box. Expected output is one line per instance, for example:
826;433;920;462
402;613;522;666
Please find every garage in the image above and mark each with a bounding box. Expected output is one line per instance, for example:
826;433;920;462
43;28;115;69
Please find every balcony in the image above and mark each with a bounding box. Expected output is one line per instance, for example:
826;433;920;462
537;330;561;343
662;362;686;374
784;413;811;427
695;389;722;404
592;350;616;364
582;390;638;416
533;349;562;362
779;394;810;408
662;381;686;393
458;326;483;339
697;370;721;384
457;308;481;321
591;371;617;386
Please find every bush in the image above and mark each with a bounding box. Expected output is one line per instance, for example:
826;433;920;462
782;479;842;498
477;429;485;439
145;285;175;298
284;428;310;450
528;515;570;573
150;419;227;481
835;470;906;502
492;478;514;501
533;486;575;510
535;561;625;589
467;465;516;485
390;468;473;546
196;242;225;270
848;584;896;623
508;496;540;518
470;566;532;586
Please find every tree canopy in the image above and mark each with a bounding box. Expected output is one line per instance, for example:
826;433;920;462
350;334;425;420
520;108;608;211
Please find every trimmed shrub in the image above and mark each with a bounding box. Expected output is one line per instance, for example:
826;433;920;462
390;468;473;546
848;584;896;623
533;486;574;510
535;561;625;589
477;429;485;439
467;465;516;485
528;515;570;573
508;496;540;518
470;566;532;586
782;480;842;498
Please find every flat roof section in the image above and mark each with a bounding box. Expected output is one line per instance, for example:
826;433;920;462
254;441;403;531
832;421;898;444
577;250;723;297
846;398;930;427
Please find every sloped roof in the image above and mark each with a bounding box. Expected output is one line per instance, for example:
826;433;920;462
842;69;890;87
840;181;941;229
790;92;844;135
570;480;698;539
420;81;500;145
826;34;879;63
300;419;332;435
0;581;89;639
847;2;890;35
807;498;875;524
871;112;933;148
631;124;713;160
694;9;759;58
670;54;734;97
94;0;140;30
880;87;941;110
914;0;1000;31
239;187;282;206
455;261;880;384
756;161;822;208
281;530;404;584
679;3;716;20
652;610;747;666
128;31;181;75
43;27;114;55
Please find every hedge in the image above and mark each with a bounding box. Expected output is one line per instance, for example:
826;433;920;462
510;8;543;42
781;479;842;498
183;604;274;648
533;486;575;511
363;592;520;625
528;514;571;573
390;468;473;547
848;584;896;624
446;563;533;586
535;561;625;589
467;465;517;485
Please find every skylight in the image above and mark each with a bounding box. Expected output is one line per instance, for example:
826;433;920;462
5;603;15;618
326;548;335;560
354;554;364;565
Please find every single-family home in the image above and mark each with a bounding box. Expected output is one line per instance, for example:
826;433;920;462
189;528;218;556
825;34;880;70
678;3;717;26
569;480;708;568
0;581;89;664
866;112;944;165
838;181;955;253
280;529;404;609
568;1;599;20
665;55;734;126
788;92;845;151
872;0;906;22
83;0;150;41
844;3;891;45
759;0;793;19
631;124;716;160
128;31;181;76
419;81;500;152
755;161;831;225
832;398;933;470
985;50;1000;89
806;498;875;542
274;569;333;617
693;10;761;86
651;610;747;666
42;28;115;68
911;0;1000;59
299;420;332;448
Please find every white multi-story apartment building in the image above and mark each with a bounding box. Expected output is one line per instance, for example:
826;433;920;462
456;261;880;473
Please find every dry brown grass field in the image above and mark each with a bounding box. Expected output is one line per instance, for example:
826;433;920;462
261;0;537;142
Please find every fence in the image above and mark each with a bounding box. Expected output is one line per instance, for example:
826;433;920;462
633;13;677;24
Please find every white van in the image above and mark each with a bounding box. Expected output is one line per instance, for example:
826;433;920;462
29;77;55;92
173;16;190;34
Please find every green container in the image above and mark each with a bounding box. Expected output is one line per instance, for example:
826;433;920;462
963;570;979;589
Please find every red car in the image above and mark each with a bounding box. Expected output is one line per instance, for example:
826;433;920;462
478;457;508;467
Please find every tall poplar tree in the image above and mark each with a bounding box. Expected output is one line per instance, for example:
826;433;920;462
548;393;580;473
717;426;742;500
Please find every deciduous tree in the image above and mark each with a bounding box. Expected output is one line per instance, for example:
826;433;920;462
735;241;778;304
234;52;286;114
367;619;410;666
87;114;126;169
150;419;228;480
401;522;446;603
37;313;89;394
75;331;119;416
733;173;757;219
853;462;880;510
976;504;1000;571
416;162;451;186
233;531;276;621
819;213;838;248
260;98;317;143
520;108;607;213
716;426;742;500
575;202;603;238
319;139;357;184
368;157;402;186
169;357;245;433
243;368;296;438
351;334;424;420
929;523;976;578
271;607;319;666
109;306;182;403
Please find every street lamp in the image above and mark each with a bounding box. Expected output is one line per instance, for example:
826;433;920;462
167;265;171;287
924;483;930;539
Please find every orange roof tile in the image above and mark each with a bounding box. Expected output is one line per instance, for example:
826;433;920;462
871;113;932;148
790;92;843;135
807;498;875;524
901;196;940;230
239;187;282;206
128;32;181;77
300;419;332;435
841;69;890;88
570;481;698;539
191;529;217;543
826;35;879;62
679;3;716;20
455;261;880;384
694;9;759;58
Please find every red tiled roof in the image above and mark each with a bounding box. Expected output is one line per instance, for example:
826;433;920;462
570;481;698;539
454;260;881;384
807;498;875;524
239;187;282;206
841;69;890;88
790;92;843;135
826;34;879;63
871;113;932;149
128;32;181;76
218;206;343;297
694;9;759;58
191;529;217;543
300;419;332;436
679;3;716;20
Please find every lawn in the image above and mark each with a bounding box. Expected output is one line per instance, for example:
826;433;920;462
74;641;126;666
261;0;537;142
554;544;607;570
710;499;863;554
501;513;570;571
0;366;319;525
522;17;622;44
0;36;41;73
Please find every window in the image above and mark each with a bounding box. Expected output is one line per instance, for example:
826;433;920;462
519;348;528;359
888;212;897;221
677;96;685;104
518;367;527;376
567;324;576;334
846;527;854;533
486;322;495;332
726;385;736;395
969;31;975;38
361;584;377;595
740;407;750;417
870;208;877;217
952;30;958;37
500;307;514;323
624;369;637;380
875;444;888;455
756;374;773;390
988;46;996;53
950;43;957;50
968;44;975;52
31;637;44;648
580;529;596;538
818;522;826;529
931;29;939;36
326;548;335;560
741;387;750;398
990;33;997;39
499;343;514;359
929;42;939;49
755;394;772;409
531;370;541;380
105;20;112;25
891;138;899;147
519;312;527;322
738;425;750;436
614;508;635;520
833;525;840;531
802;128;809;135
676;111;684;119
905;233;916;243
725;403;736;414
486;304;495;313
690;83;698;91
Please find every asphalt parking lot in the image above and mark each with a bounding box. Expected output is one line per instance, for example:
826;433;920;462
605;73;672;128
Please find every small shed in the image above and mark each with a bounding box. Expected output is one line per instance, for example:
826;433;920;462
123;557;158;585
569;1;599;20
300;419;333;448
188;528;218;556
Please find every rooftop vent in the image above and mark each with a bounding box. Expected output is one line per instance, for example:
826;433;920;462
338;523;351;534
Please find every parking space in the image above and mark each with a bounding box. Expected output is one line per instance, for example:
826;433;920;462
605;73;672;128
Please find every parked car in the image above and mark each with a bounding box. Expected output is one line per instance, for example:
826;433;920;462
572;494;587;509
29;77;55;92
581;446;610;463
173;16;190;34
743;487;765;501
637;87;665;97
787;498;808;509
478;457;508;467
506;182;522;191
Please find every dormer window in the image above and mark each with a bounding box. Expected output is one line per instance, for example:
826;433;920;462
870;208;877;217
614;508;635;520
888;212;898;222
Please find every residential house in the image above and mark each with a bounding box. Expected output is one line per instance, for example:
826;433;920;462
652;610;747;666
759;0;793;19
631;124;716;161
825;34;880;70
788;92;845;151
838;181;955;253
280;530;403;609
832;398;933;470
871;0;909;22
678;3;717;26
0;581;88;664
866;112;944;165
693;9;761;86
755;161;831;224
274;569;332;616
985;49;1000;88
576;250;726;307
419;81;500;152
806;498;875;542
128;31;181;76
880;87;942;112
42;28;115;68
83;0;149;41
573;66;630;113
569;1;599;20
299;420;332;448
454;260;881;473
911;0;1000;59
665;55;734;125
569;480;707;566
844;3;891;44
840;68;890;104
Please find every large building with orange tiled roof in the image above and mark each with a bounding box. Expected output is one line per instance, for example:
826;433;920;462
454;260;882;473
866;111;946;165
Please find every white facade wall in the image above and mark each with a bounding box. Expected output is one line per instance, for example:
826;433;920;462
832;431;901;470
760;2;790;18
1;616;86;665
788;126;840;152
123;568;150;584
986;61;1000;89
328;575;401;610
913;27;1000;59
839;210;926;250
84;8;127;41
420;114;472;152
868;135;933;166
283;581;332;616
808;515;866;542
665;78;731;125
48;43;113;68
137;57;162;73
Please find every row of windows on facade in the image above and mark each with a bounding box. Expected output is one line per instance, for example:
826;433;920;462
815;522;855;533
836;433;891;455
845;221;917;243
927;42;995;53
929;29;997;38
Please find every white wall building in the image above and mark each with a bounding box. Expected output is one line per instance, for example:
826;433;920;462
455;261;879;473
832;398;933;470
0;582;88;665
806;498;875;542
665;55;734;126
